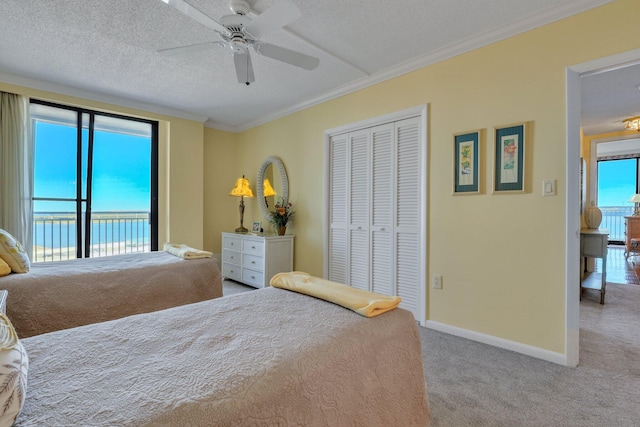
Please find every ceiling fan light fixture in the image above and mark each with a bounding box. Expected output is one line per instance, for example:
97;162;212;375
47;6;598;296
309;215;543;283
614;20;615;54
623;116;640;132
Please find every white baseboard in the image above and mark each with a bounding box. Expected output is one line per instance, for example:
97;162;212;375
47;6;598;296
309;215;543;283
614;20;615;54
425;321;569;366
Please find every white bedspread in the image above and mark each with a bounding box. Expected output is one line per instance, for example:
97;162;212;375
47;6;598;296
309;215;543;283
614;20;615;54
17;287;430;426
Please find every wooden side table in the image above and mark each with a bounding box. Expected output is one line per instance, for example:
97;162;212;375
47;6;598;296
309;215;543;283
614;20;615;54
580;228;608;304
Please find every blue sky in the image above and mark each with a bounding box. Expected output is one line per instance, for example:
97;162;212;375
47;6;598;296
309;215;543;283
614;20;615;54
597;158;636;207
34;122;151;212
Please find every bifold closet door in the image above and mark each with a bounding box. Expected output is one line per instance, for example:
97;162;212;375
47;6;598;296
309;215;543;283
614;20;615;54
328;133;348;285
371;123;394;296
327;115;423;321
394;117;422;318
349;129;370;291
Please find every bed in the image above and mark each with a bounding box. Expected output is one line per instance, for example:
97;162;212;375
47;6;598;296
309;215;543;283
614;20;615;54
2;251;222;338
15;286;430;426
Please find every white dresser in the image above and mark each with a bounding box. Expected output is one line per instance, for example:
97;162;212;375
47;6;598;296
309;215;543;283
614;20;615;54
221;232;294;288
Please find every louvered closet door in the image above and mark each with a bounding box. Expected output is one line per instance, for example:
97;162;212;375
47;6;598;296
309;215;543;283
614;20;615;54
394;117;422;318
328;133;348;284
326;110;425;322
349;129;370;291
371;123;394;296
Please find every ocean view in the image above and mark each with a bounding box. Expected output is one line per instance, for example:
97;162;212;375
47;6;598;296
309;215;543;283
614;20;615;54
33;211;150;262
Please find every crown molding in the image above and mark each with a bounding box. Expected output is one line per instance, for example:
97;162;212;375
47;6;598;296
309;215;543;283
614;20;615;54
210;0;612;133
0;71;209;123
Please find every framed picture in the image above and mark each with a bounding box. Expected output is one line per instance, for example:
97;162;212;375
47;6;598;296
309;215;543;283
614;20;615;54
454;129;482;194
494;122;527;193
252;221;262;233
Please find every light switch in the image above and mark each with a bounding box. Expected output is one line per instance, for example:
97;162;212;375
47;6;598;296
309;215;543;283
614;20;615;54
543;179;555;196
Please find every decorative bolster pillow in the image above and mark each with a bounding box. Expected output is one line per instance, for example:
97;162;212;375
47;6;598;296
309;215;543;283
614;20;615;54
0;229;30;274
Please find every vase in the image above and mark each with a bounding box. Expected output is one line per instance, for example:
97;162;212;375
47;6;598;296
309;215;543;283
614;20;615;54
277;226;286;236
585;202;602;229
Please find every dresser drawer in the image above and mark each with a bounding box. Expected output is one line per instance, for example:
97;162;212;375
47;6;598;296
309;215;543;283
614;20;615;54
223;235;242;251
221;262;241;281
243;253;263;270
242;268;264;288
243;239;264;256
222;249;241;265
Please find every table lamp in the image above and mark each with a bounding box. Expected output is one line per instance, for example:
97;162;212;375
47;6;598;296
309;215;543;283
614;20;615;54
628;194;640;216
263;178;277;207
229;175;254;232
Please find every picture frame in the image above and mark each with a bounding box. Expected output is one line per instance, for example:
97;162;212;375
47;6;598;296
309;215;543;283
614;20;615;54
494;122;528;193
453;129;482;194
251;221;262;233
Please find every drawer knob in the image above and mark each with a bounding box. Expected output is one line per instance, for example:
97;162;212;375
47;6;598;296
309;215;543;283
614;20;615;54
251;261;255;264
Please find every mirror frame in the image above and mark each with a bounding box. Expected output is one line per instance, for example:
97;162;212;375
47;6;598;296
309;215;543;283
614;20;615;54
256;156;289;221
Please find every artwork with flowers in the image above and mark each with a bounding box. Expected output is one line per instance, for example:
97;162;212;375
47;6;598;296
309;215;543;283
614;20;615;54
454;130;482;194
494;123;527;193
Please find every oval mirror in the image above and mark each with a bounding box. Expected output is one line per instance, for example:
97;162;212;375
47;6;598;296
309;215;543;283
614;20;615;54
257;156;289;223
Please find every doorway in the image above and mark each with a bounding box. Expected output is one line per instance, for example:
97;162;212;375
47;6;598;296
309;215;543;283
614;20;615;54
567;49;640;367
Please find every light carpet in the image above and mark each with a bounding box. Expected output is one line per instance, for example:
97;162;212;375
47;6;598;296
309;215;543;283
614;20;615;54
421;282;640;426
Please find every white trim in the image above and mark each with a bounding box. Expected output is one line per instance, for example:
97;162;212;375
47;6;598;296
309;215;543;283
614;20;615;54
323;104;428;325
565;67;581;368
209;0;612;132
325;105;425;136
426;321;568;366
1;1;611;132
565;48;640;368
0;71;209;124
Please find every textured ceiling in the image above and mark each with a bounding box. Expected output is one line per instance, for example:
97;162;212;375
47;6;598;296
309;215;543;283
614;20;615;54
0;0;630;133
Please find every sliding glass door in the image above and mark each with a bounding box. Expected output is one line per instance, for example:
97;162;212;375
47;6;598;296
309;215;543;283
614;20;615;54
597;158;638;242
30;100;158;262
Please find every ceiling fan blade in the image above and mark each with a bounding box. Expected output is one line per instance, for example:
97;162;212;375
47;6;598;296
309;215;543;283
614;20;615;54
158;41;223;57
160;0;227;34
234;51;255;85
254;42;319;71
245;0;301;39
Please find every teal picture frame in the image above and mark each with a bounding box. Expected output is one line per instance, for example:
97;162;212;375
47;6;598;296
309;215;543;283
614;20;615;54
454;130;481;194
494;123;527;193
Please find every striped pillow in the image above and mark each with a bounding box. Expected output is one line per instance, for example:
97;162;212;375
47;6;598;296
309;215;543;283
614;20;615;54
0;230;30;274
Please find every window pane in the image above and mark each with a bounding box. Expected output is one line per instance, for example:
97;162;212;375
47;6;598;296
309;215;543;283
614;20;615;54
32;200;77;263
90;115;151;255
32;116;78;199
597;159;636;207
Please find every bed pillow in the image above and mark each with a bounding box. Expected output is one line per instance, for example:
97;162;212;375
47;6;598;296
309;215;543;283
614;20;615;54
0;230;30;273
0;314;28;427
0;259;9;277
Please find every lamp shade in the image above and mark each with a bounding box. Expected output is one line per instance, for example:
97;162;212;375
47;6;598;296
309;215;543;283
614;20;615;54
229;176;254;197
628;194;640;203
263;179;277;197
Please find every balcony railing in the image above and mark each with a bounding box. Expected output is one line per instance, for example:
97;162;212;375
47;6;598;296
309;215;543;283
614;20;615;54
33;211;150;263
600;206;633;242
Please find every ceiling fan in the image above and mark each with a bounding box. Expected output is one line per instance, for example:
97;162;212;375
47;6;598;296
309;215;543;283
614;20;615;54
159;0;320;85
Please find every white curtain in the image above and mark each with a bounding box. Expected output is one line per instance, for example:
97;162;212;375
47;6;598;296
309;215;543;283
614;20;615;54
0;91;33;257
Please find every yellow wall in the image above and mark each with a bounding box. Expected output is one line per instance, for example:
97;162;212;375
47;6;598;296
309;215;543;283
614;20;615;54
204;0;640;354
0;81;205;249
6;0;638;357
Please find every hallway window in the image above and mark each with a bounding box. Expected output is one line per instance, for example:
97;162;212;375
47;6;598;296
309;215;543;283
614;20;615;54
597;158;638;242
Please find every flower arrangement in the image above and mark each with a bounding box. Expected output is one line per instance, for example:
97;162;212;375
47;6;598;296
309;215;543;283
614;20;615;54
269;198;294;234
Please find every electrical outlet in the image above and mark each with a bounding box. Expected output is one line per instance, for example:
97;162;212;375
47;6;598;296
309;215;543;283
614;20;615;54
433;275;443;289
